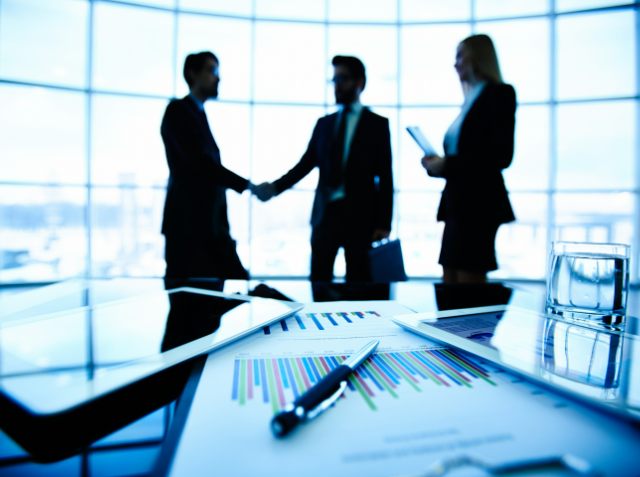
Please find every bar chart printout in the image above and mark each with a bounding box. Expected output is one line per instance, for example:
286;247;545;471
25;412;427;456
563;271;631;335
263;311;381;334
231;348;495;414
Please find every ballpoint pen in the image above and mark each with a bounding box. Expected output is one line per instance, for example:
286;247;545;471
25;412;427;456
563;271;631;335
271;340;379;437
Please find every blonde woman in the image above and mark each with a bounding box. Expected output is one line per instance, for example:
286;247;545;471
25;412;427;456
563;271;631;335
422;34;516;283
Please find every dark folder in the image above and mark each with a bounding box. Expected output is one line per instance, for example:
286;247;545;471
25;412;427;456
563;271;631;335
368;239;408;283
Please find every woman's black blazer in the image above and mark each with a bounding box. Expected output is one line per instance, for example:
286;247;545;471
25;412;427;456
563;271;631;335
437;82;516;225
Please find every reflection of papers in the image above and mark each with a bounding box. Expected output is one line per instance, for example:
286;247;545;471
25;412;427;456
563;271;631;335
425;313;500;350
406;126;437;156
169;301;640;477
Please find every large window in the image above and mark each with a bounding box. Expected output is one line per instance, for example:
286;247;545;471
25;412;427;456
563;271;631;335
0;0;637;283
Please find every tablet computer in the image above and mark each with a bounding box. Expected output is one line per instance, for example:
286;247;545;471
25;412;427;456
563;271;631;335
392;305;640;423
406;126;437;156
0;287;303;417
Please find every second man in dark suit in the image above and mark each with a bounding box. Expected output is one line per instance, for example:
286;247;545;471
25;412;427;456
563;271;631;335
258;56;394;282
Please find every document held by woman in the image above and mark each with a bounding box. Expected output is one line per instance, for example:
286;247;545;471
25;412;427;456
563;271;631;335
406;126;438;157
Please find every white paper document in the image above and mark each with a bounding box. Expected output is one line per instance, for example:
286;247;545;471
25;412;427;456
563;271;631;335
169;301;640;476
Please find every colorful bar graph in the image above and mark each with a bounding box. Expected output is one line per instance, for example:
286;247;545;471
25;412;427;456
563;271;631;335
262;310;383;334
231;349;495;413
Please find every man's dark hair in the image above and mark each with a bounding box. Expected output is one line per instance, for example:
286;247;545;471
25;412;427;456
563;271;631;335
183;51;218;87
332;55;366;87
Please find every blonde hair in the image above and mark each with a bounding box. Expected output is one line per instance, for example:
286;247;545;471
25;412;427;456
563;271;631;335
461;34;503;84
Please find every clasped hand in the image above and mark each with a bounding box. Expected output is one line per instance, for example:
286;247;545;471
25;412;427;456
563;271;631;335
421;154;446;177
250;182;277;202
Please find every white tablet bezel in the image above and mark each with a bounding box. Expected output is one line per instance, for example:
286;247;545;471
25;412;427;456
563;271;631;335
0;287;303;415
391;304;640;423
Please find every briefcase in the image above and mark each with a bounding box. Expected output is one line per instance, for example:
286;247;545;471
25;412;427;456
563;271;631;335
368;239;408;282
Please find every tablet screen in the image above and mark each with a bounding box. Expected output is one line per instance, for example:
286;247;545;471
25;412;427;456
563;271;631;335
422;309;628;387
0;289;301;414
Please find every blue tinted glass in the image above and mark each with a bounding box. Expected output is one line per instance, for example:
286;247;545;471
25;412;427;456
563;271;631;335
476;18;550;102
328;25;398;105
255;0;325;20
129;0;175;7
1;456;81;477
503;105;550;191
205;102;251;179
93;3;174;96
401;0;471;22
91;95;169;187
557;10;636;100
396;192;444;277
475;0;549;19
178;0;252;16
0;428;29;459
176;14;252;101
0;84;86;184
0;185;87;283
94;407;166;445
0;0;88;88
251;191;314;276
554;193;634;246
328;0;397;22
90;187;165;278
401;24;471;106
90;447;160;477
254;22;326;104
556;0;625;12
557;101;635;190
251;105;325;188
492;193;548;280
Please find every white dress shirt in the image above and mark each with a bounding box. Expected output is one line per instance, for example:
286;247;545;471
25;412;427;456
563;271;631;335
443;81;487;156
329;99;364;202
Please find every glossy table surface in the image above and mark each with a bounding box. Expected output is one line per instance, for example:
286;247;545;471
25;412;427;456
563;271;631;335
0;277;636;476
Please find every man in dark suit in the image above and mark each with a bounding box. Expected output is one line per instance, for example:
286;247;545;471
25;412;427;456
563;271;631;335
161;52;264;279
258;56;394;282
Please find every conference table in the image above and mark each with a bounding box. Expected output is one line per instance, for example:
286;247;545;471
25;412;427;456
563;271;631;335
0;277;635;476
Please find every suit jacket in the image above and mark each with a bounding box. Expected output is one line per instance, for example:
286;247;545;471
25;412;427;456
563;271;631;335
160;96;248;237
273;108;393;231
438;82;516;225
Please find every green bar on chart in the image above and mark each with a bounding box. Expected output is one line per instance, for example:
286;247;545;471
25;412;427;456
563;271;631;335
239;359;246;405
348;375;377;411
364;360;398;398
266;359;280;415
380;354;421;392
289;358;306;393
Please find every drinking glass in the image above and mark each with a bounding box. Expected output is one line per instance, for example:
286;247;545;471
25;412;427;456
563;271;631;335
546;242;630;330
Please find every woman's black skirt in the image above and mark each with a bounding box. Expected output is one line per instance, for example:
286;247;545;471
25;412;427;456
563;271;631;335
438;219;500;272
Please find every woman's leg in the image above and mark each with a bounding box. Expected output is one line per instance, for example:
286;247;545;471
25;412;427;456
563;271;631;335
442;267;458;283
457;270;487;283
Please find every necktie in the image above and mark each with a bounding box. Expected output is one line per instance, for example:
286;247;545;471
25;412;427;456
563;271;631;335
330;105;350;189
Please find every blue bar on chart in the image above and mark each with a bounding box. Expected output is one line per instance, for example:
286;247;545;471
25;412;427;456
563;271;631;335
263;310;380;334
307;313;324;330
322;313;338;326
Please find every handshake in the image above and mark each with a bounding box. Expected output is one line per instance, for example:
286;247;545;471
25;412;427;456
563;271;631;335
249;182;277;202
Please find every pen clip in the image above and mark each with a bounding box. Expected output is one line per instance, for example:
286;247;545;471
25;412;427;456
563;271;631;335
306;381;347;421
